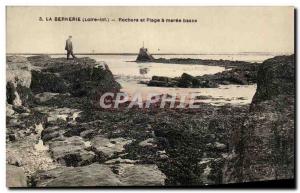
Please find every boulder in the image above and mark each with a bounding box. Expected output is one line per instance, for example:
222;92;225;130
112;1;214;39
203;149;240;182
236;95;295;182
226;55;295;183
178;73;218;88
147;73;219;88
177;73;194;87
252;55;295;103
28;56;121;98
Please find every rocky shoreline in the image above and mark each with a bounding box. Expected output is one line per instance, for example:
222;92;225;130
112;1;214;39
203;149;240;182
136;52;260;88
6;54;295;187
153;57;258;67
138;58;259;88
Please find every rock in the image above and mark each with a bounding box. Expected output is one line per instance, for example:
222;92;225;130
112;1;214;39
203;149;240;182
6;56;32;106
136;47;155;62
6;56;31;87
7;123;57;176
139;138;157;147
116;164;166;186
6;103;15;117
198;158;214;185
33;106;81;123
200;80;219;88
177;73;194;87
6;109;47;144
252;55;294;103
235;96;295;182
206;142;226;151
34;164;122;187
159;154;169;159
34;92;59;103
148;76;178;87
41;126;62;142
30;70;68;93
12;105;30;114
28;56;121;98
151;58;258;85
153;57;258;68
91;136;132;158
226;55;295;183
26;55;51;63
148;80;169;87
198;157;225;185
195;64;258;86
8;134;17;142
152;76;171;82
7;154;23;167
34;163;166;187
6;53;294;187
214;142;226;150
6;165;27;187
149;73;219;88
147;73;219;88
144;57;259;88
80;129;98;139
6;82;20;106
138;80;149;85
48;136;95;166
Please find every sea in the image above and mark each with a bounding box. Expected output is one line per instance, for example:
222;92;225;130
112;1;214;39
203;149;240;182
47;53;282;106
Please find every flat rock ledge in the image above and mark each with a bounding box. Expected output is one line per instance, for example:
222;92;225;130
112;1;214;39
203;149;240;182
34;163;166;187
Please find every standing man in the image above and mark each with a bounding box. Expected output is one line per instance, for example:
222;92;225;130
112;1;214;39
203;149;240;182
65;35;76;60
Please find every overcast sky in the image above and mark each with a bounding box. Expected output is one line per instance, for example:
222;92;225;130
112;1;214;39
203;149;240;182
6;6;294;54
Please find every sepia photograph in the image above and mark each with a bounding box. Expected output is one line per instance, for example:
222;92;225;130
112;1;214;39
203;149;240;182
5;6;295;188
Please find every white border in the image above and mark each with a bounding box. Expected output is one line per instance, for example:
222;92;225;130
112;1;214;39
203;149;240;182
0;0;298;192
0;0;298;6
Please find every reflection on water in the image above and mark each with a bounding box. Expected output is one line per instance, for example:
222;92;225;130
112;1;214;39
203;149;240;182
97;58;225;78
139;67;149;76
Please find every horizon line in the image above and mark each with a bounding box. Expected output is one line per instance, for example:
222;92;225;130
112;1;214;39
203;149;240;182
6;51;293;56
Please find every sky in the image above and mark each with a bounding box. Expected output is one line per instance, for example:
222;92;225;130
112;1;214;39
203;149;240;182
6;6;294;54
